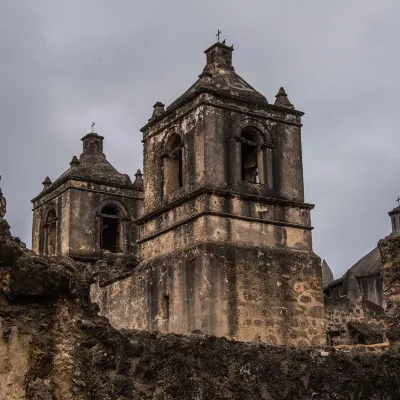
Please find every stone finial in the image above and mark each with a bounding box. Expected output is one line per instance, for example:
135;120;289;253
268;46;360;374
321;259;334;289
0;188;6;219
345;272;363;304
42;177;52;190
151;102;165;119
81;132;104;155
204;42;234;70
133;169;144;188
69;156;80;169
274;87;294;109
123;174;132;185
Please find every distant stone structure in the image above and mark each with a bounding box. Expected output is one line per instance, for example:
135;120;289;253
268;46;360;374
323;203;400;345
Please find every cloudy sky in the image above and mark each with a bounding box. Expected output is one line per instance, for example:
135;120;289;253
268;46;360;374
1;0;399;277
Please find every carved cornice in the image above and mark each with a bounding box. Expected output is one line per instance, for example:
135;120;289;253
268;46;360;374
136;187;314;226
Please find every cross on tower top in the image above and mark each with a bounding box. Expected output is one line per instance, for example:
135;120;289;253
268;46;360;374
396;197;400;206
91;122;95;133
216;29;222;42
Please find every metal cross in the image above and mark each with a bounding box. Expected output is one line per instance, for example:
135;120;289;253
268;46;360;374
91;122;95;133
216;29;222;42
396;197;400;206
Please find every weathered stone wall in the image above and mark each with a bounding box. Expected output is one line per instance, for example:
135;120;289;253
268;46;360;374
32;179;141;262
31;187;71;256
139;214;312;262
378;234;400;345
0;326;30;400
92;242;325;346
141;94;307;217
141;101;206;214
325;297;385;345
200;102;305;202
68;182;139;260
138;193;313;258
2;217;400;399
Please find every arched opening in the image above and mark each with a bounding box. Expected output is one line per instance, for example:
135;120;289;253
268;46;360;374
241;128;261;184
45;209;57;255
240;127;265;184
100;205;121;253
163;134;183;196
236;124;274;189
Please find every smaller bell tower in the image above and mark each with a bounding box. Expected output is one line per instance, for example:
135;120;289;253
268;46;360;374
31;130;143;268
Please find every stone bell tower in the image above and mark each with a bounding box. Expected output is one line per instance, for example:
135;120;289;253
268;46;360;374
31;130;143;268
93;41;324;346
129;41;325;346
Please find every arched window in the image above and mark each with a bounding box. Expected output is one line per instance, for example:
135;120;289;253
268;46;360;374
100;205;121;253
45;209;57;256
163;134;183;196
237;126;273;188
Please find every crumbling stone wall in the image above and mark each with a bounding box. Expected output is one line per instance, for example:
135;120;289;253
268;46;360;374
325;297;385;345
378;234;400;346
0;326;30;400
1;214;400;398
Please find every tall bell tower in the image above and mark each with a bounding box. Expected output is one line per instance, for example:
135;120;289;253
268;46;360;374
95;41;325;346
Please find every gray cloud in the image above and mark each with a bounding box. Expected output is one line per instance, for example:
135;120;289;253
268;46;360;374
1;0;399;277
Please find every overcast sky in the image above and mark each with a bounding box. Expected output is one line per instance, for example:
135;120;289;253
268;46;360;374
1;0;399;277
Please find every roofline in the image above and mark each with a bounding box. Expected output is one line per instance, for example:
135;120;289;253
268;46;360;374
204;42;234;54
389;208;400;216
141;87;304;132
323;271;381;292
31;175;142;203
81;132;104;141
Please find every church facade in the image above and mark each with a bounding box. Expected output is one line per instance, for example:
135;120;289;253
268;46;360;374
32;41;325;346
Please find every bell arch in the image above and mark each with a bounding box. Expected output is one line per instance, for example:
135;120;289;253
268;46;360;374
234;119;274;188
161;126;185;197
42;207;58;256
95;199;129;254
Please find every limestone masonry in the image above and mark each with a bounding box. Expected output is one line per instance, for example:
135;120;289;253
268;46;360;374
0;40;395;398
